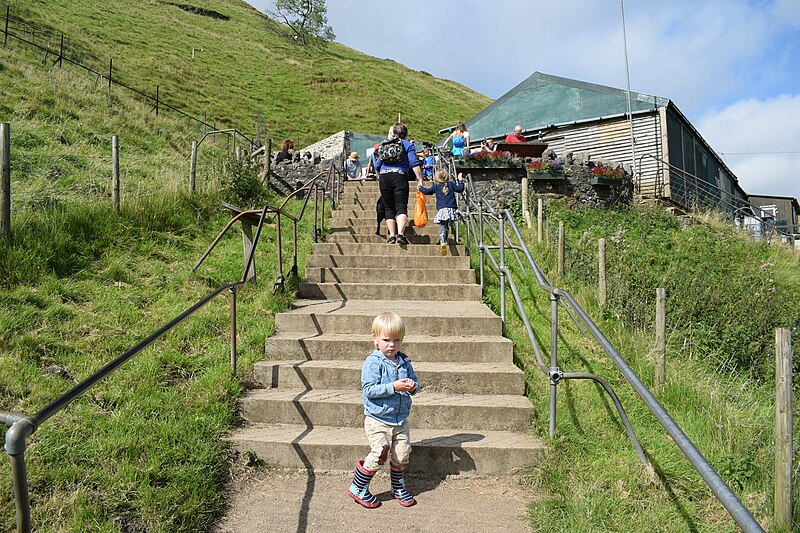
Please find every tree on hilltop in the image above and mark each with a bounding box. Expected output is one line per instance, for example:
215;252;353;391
268;0;335;46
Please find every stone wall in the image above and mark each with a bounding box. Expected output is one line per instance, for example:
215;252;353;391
458;150;633;210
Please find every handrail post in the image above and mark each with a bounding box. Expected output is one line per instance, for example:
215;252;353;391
478;202;485;289
465;182;471;256
499;211;506;336
549;294;559;439
229;287;237;375
10;452;30;533
313;186;319;243
276;214;284;282
292;221;298;277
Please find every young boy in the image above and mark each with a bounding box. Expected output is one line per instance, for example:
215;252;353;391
348;312;419;508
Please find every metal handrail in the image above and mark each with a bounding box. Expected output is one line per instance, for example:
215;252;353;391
453;163;765;532
2;158;333;533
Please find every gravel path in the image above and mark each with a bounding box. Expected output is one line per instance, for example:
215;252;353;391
214;463;533;533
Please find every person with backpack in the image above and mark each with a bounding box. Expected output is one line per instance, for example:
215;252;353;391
374;123;423;245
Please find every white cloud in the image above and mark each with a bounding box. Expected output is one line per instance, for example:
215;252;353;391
697;95;800;199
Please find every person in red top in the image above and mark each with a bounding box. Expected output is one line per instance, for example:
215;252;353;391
504;125;527;143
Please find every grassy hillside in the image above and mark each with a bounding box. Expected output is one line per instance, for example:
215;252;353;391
2;0;490;146
481;201;800;531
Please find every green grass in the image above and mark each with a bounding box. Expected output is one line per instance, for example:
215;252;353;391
472;203;799;531
2;0;490;147
0;191;317;531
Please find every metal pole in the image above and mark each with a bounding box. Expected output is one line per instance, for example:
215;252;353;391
58;33;63;68
499;211;506;336
775;328;792;530
190;140;197;195
292;221;298;277
478;203;485;288
112;135;120;214
108;57;112;90
4;6;9;47
230;287;237;375
276;214;284;281
549;294;559;439
155;85;159;116
0;123;10;240
10;453;30;533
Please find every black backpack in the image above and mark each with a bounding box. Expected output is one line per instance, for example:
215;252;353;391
379;137;405;165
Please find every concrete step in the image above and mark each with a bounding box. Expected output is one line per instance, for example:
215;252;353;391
297;281;482;301
251;360;525;395
264;333;513;363
312;242;466;257
306;254;470;270
325;233;452;245
305;267;475;284
275;299;502;336
328;223;444;236
241;389;533;432
331;206;436;221
228;424;545;475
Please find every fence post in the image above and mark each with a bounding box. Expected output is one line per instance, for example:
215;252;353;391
654;288;666;390
598;238;607;307
521;177;532;229
537;197;543;243
58;33;63;68
4;6;9;47
265;138;272;187
155;85;159;116
775;327;793;530
112;135;120;214
108;57;112;90
557;221;565;276
190;140;197;195
1;123;10;240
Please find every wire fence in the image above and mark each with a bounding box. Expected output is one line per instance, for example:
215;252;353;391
0;4;255;148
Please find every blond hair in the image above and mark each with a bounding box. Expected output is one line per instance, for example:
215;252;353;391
434;169;449;195
371;312;405;339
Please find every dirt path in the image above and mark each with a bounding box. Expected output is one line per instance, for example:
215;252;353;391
214;461;534;533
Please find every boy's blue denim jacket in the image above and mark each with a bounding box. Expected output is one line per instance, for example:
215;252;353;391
362;349;419;426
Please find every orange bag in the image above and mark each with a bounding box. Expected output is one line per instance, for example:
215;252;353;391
414;191;428;227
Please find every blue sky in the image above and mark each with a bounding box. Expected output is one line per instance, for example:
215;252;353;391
248;0;800;201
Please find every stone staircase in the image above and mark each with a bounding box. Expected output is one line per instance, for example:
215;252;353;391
229;180;545;476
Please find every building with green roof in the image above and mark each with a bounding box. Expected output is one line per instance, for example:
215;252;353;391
443;72;750;215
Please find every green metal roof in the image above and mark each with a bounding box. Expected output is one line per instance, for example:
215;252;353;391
461;72;671;141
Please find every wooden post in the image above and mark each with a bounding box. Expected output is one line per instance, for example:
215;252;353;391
58;33;63;68
190;140;197;195
537;197;543;243
241;222;256;282
108;57;112;90
557;221;565;276
654;288;666;390
0;123;11;240
521;177;532;229
112;135;120;214
775;327;793;530
155;85;159;116
598;238;607;307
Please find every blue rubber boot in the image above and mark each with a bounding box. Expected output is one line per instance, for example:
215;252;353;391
348;460;381;508
390;463;416;507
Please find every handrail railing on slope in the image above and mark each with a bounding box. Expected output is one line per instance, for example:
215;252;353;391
193;159;335;293
1;160;332;533
638;153;798;242
456;167;765;532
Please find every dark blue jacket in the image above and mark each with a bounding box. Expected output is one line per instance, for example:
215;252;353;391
418;181;465;210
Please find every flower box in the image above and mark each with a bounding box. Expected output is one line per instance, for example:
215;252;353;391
527;170;564;181
590;176;621;186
